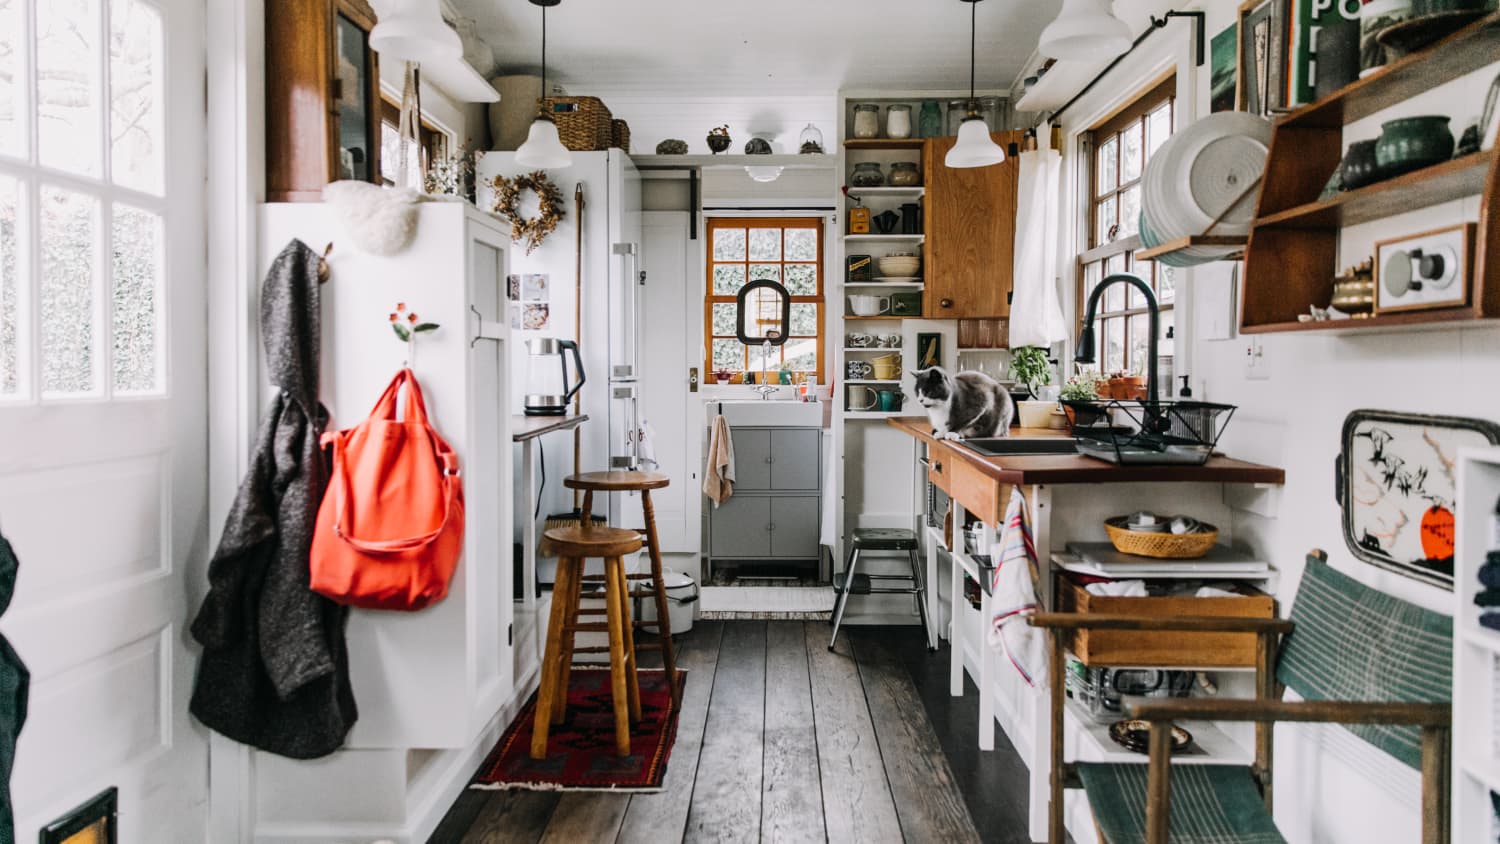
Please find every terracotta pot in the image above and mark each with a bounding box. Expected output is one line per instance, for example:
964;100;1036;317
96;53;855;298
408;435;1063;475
1123;376;1148;400
1108;377;1131;399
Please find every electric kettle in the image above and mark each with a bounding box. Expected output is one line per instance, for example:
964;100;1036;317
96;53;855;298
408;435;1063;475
523;337;586;416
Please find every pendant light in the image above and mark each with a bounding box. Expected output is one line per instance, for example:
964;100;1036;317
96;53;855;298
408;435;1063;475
946;0;1006;169
369;0;462;64
515;0;572;169
1039;0;1132;62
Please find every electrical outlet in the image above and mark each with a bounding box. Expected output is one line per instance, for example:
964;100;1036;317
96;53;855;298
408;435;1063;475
1244;336;1270;380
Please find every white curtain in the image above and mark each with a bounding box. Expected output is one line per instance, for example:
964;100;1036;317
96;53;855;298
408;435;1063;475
1008;148;1067;349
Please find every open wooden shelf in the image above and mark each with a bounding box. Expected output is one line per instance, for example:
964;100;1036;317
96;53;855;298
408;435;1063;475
1256;151;1493;230
843;138;927;150
1135;235;1247;261
1240;308;1490;335
1278;12;1500;130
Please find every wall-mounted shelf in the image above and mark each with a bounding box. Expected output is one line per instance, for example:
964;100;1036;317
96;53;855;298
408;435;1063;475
1256;151;1493;230
843;234;925;243
846;186;926;197
843;281;924;289
843;315;909;321
1135;235;1247;262
957;347;1011;353
842;346;903;352
631;153;835;170
844;411;909;420
845;379;901;386
843;139;927;150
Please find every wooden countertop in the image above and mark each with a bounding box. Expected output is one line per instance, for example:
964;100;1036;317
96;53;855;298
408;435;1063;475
887;416;1285;486
512;413;589;442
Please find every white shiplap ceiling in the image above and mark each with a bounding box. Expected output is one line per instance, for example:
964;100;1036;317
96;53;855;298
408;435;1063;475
448;0;1072;96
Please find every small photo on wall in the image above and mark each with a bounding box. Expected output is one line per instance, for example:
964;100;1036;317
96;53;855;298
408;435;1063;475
916;333;942;369
522;303;550;331
507;274;521;301
522;274;550;302
510;304;522;330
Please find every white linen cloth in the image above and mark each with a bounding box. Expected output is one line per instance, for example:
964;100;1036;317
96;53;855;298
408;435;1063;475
1086;579;1149;597
1008;148;1068;349
636;419;659;470
988;486;1047;687
702;415;736;507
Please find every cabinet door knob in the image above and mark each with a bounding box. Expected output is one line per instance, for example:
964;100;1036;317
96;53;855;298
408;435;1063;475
933;462;943;473
940;298;954;308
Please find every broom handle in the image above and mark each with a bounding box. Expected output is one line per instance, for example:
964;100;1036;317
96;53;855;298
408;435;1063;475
573;182;586;513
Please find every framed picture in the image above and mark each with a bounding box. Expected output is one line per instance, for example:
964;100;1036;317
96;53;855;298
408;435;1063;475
1373;223;1474;315
916;332;942;369
1211;24;1239;113
1337;410;1500;589
42;788;117;844
1237;0;1289;117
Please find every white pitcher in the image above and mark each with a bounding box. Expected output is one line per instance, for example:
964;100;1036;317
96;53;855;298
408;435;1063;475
848;294;891;317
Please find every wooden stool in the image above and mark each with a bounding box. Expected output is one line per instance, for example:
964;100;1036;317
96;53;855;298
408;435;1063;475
563;471;680;709
532;525;644;760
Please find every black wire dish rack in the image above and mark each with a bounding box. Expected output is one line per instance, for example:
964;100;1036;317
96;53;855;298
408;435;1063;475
1062;400;1237;465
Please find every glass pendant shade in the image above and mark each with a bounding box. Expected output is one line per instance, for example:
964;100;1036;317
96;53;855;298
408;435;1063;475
945;116;1006;168
370;0;462;63
1039;0;1132;61
515;116;572;168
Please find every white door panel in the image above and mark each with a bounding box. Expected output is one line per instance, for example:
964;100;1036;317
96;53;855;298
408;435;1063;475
639;213;699;553
0;0;207;838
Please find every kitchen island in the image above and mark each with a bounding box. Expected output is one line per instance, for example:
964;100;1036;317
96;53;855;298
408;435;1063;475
885;416;1285;841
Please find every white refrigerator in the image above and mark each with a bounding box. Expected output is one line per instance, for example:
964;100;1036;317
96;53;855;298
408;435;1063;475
477;149;646;540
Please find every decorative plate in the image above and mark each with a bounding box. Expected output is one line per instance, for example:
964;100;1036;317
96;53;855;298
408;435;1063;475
1108;720;1194;755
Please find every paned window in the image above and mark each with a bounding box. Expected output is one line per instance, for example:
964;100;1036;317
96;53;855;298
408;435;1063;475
706;218;824;381
1077;77;1175;377
379;96;444;188
2;0;167;400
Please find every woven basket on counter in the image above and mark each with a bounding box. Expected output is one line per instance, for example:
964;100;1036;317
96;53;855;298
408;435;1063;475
611;119;631;152
541;96;613;151
1104;516;1219;559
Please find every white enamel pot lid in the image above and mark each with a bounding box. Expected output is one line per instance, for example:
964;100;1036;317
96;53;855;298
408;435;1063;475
1143;112;1271;251
648;568;697;590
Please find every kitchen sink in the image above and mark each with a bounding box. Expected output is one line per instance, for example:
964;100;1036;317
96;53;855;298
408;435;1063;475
961;437;1079;457
709;398;823;427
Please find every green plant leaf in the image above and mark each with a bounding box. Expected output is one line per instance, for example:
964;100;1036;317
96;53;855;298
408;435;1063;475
413;322;440;333
392;323;411;342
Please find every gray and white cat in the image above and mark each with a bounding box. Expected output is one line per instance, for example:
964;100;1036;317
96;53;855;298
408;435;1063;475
912;367;1014;440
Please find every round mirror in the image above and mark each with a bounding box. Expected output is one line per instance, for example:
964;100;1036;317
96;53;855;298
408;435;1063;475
736;279;791;346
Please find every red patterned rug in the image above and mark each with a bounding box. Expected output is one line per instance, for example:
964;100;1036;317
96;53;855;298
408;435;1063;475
472;668;685;792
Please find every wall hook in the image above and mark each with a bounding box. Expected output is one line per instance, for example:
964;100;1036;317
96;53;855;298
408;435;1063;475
317;242;334;284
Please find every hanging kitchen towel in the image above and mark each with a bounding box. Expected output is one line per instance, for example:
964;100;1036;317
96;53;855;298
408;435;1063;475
703;414;736;507
1008;148;1068;349
190;239;357;760
0;533;28;844
988;486;1047;688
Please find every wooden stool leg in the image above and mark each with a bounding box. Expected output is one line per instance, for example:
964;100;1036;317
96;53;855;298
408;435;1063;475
603;556;632;757
614;556;642;723
640;490;680;709
532;557;577;759
552;555;584;726
582;490;595;525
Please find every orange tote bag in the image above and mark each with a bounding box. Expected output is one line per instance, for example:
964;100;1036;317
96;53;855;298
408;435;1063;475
311;368;464;611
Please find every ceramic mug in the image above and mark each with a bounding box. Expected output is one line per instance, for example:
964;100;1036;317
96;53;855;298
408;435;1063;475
849;295;891;316
878;389;903;412
847;385;879;412
846;360;874;380
847;332;875;347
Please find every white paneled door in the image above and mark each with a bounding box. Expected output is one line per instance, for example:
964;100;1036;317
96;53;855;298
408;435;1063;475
0;0;208;839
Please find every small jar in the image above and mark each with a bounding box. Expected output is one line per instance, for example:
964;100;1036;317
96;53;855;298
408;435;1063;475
850;161;884;187
886;104;913;139
978;96;1005;132
852;103;880;139
919;100;943;138
888;161;921;187
947;99;973;136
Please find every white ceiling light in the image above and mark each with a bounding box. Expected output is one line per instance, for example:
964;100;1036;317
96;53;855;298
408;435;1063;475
1039;0;1132;61
369;0;462;64
515;0;572;169
946;0;1006;170
745;165;784;183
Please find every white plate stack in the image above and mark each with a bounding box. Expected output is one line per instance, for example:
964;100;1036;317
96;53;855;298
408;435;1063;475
1140;112;1273;267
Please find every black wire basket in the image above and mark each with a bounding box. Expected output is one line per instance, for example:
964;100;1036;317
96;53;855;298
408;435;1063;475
1062;400;1237;465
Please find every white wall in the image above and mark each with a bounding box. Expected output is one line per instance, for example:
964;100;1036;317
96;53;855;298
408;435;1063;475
1044;3;1495;840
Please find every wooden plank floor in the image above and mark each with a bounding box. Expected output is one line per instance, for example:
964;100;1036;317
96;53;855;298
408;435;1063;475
431;621;1033;844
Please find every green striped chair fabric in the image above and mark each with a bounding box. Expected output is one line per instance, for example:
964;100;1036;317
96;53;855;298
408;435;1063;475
1080;555;1451;843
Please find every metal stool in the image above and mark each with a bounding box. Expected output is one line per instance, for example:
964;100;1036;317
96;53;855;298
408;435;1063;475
563;471;680;710
829;528;934;652
533;525;643;759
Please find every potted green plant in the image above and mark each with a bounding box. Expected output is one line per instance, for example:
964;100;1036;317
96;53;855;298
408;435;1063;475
1008;346;1055;429
1058;372;1101;428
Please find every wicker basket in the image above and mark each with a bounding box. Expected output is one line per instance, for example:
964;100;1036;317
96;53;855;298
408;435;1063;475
541;96;612;151
611;119;631;152
1104;517;1219;559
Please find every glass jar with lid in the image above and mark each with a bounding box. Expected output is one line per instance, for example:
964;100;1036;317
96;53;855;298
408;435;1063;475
919;100;943;138
886;104;913;139
888;161;921;187
850;161;884;187
978;96;1006;132
947;99;972;136
852;103;881;139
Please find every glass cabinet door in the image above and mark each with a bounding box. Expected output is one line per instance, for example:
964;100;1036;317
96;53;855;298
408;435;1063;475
333;12;373;182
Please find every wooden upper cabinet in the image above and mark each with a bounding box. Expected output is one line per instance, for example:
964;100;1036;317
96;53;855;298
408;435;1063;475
923;131;1023;319
266;0;382;202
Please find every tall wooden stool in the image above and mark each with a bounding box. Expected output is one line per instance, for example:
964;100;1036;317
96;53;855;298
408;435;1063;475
564;471;680;709
532;525;643;759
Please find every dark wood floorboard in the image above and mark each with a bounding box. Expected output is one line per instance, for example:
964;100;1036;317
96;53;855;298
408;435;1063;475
761;622;826;843
615;622;725;842
805;623;903;844
433;620;1037;844
683;621;766;843
851;633;981;843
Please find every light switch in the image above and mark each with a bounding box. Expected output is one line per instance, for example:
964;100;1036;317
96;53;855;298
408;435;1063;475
1244;336;1269;380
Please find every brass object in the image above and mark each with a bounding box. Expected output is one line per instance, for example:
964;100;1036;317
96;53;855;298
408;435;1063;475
1330;257;1375;314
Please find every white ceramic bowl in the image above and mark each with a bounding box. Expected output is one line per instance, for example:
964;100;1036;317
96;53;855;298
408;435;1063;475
878;255;921;277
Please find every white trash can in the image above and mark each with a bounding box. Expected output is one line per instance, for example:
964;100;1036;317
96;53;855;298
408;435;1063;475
639;569;699;636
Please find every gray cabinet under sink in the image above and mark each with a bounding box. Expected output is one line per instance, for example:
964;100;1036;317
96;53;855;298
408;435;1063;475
706;426;822;578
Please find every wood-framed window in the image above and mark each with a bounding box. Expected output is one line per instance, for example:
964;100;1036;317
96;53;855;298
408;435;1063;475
1077;76;1176;377
378;96;443;187
706;217;824;382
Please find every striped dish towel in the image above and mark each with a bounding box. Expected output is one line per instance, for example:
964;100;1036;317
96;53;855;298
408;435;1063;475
988;486;1047;688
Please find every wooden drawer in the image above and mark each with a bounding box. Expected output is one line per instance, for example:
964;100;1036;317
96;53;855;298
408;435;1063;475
1054;572;1276;668
927;442;954;495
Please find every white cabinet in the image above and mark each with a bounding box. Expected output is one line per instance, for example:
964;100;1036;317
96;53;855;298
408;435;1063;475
253;202;518;843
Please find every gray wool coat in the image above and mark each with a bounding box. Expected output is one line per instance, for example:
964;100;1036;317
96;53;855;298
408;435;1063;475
190;239;357;759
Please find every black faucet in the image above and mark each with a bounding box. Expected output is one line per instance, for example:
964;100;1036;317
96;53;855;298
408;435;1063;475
1076;272;1163;423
